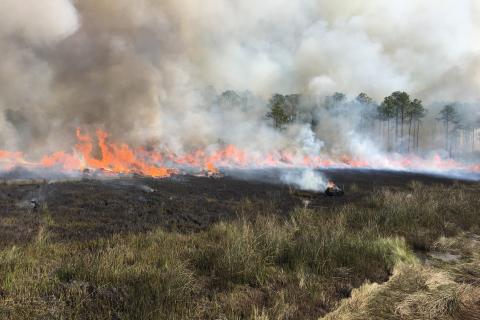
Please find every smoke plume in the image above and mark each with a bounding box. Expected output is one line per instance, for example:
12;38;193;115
281;169;328;191
0;0;479;163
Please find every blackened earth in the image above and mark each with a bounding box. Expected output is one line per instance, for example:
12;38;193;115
0;168;476;248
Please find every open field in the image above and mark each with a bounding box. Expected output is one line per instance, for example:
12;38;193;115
0;169;479;319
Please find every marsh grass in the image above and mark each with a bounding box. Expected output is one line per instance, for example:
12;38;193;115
324;234;480;320
0;182;479;319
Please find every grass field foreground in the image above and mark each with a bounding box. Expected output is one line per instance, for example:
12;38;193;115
0;182;479;319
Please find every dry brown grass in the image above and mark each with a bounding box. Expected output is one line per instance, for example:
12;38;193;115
323;234;480;320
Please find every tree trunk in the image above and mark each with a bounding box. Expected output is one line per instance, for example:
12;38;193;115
408;117;412;153
400;107;404;152
379;120;382;142
387;119;391;151
473;128;476;153
412;120;416;152
369;117;373;137
452;132;455;158
395;108;399;151
417;120;420;153
381;120;384;146
452;131;457;158
446;120;449;154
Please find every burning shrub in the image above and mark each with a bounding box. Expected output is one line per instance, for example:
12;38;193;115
325;180;345;196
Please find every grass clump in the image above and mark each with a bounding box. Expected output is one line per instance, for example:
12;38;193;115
193;219;277;286
323;235;480;320
346;182;480;250
0;231;199;319
0;209;413;319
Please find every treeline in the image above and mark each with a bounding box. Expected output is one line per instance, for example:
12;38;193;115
436;104;478;157
213;90;480;157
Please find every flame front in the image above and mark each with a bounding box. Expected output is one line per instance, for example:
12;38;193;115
0;129;479;177
74;129;171;177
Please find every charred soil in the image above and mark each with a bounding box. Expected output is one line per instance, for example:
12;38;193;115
0;169;468;247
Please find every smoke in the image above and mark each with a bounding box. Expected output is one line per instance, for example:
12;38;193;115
0;0;479;163
281;169;328;192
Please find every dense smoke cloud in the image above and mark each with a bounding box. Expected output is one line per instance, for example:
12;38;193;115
0;0;479;158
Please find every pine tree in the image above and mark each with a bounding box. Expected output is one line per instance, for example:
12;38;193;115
437;104;459;157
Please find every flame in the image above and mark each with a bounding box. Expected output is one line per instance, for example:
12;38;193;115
326;180;336;189
0;150;25;170
40;151;80;170
73;129;171;177
205;162;219;174
0;128;479;178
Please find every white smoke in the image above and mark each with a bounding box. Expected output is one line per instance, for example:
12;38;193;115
281;169;328;192
0;0;479;162
0;0;79;44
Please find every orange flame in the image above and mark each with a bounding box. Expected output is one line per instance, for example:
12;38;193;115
73;129;171;177
0;129;479;177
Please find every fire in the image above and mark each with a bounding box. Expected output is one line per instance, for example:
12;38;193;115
0;128;479;178
205;162;219;174
73;129;172;177
0;150;24;166
327;180;336;189
40;151;80;171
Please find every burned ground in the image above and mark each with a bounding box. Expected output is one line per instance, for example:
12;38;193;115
0;168;472;247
